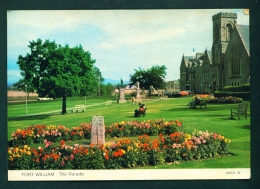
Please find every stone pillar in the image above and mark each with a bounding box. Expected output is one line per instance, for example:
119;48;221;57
136;88;141;101
91;115;105;145
135;81;141;100
118;88;126;103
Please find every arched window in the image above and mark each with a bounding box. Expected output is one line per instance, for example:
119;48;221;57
230;46;241;76
226;23;233;41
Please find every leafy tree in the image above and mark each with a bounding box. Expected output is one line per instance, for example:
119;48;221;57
17;39;99;114
100;83;115;96
130;65;167;90
120;78;124;88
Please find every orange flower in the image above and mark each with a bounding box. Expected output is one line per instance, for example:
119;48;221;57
60;140;66;148
143;143;149;148
53;154;59;161
113;151;119;157
33;149;39;156
125;138;131;144
84;148;89;154
138;136;143;139
118;149;124;156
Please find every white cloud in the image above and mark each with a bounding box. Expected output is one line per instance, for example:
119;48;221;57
7;9;249;84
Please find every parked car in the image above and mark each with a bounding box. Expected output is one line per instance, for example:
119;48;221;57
184;90;192;95
167;92;182;98
179;91;189;96
37;97;53;101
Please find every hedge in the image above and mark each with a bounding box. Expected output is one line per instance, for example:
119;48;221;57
214;91;250;101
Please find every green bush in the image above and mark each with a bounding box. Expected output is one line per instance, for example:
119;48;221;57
214;91;250;100
223;84;250;92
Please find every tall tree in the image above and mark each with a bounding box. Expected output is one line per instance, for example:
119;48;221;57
130;65;167;90
17;39;98;114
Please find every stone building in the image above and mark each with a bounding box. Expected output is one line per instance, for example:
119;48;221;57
180;12;250;94
166;80;180;92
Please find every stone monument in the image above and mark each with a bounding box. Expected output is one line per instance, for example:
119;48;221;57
118;88;126;103
91;115;105;145
136;81;141;101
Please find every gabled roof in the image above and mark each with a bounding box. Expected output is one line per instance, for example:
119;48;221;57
182;55;194;67
236;25;250;55
205;50;212;64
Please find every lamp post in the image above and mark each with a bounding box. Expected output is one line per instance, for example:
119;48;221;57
98;76;100;97
25;84;28;115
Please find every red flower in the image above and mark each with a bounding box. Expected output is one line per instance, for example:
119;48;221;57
113;151;119;157
53;154;59;161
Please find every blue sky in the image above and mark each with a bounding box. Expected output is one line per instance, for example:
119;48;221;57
7;9;249;85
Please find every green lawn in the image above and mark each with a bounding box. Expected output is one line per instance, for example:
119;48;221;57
7;96;250;168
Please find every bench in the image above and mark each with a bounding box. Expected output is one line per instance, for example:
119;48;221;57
189;99;207;109
134;107;147;117
71;104;86;113
105;100;113;105
231;103;248;119
199;99;207;109
140;94;146;99
160;96;168;101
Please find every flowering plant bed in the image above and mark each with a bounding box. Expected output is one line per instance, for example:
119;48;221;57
193;95;243;103
8;128;231;170
206;96;243;103
8;132;231;170
9;119;182;146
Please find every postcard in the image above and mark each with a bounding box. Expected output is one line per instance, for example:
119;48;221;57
7;9;250;181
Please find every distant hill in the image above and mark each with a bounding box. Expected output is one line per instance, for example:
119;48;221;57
103;78;131;85
103;78;119;85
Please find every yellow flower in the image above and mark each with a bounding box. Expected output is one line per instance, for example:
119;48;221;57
27;151;31;155
185;134;191;140
127;146;133;151
24;145;28;149
121;149;126;154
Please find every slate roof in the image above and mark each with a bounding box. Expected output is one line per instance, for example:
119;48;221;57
236;25;250;55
